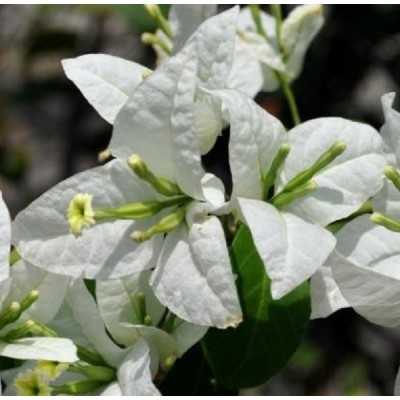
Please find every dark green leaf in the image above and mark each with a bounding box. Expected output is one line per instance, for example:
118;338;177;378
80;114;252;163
202;225;310;389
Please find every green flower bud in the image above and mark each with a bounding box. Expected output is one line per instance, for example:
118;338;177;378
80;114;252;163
20;290;40;313
371;212;400;232
384;165;400;191
141;32;172;55
77;345;107;367
282;141;346;193
3;319;36;341
0;302;21;330
161;354;177;372
263;143;291;199
68;363;116;383
272;180;317;209
131;206;187;243
144;4;173;38
143;315;153;326
128;154;182;197
52;379;105;395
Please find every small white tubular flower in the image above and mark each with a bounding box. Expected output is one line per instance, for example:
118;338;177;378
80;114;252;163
209;89;335;299
67;193;95;236
62;54;150;124
280;117;386;226
0;192;11;282
13;159;163;280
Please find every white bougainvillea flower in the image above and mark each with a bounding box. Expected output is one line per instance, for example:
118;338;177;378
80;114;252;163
202;88;335;299
12;160;163;280
279;117;386;227
96;270;207;354
0;259;75;364
311;94;398;320
43;277;206;395
236;5;324;91
63;7;241;157
0;192;11;282
311;215;400;326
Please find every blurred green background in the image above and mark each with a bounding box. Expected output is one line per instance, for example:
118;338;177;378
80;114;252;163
1;4;400;395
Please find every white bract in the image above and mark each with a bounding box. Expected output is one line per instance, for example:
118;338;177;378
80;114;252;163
17;276;206;395
0;262;76;363
14;9;243;329
237;5;324;91
205;89;336;299
310;93;398;321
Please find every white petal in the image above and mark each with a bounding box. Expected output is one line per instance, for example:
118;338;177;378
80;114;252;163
62;54;148;124
332;215;400;327
379;92;400;164
4;260;69;325
228;38;264;98
13;159;162;279
53;279;126;367
310;264;349;319
0;192;10;282
209;89;286;200
188;6;239;90
118;339;160;396
0;337;78;363
282;5;324;80
151;218;242;329
111;45;204;193
237;198;336;299
169;5;217;53
281;117;385;226
96;271;165;347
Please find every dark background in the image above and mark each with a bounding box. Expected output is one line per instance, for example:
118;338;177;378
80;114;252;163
1;4;400;395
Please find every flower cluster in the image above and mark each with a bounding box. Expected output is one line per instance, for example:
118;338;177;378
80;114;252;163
0;4;399;396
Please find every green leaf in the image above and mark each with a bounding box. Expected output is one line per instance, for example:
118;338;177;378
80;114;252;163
202;225;310;389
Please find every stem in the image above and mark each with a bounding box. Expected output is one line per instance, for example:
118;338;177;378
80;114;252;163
250;4;301;126
277;74;301;126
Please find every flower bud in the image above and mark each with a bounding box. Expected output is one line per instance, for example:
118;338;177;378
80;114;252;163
384;165;400;191
0;301;21;330
3;319;35;341
272;180;317;209
371;212;400;232
282;141;346;193
20;290;39;313
128;154;182;197
52;379;104;395
131;206;187;242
